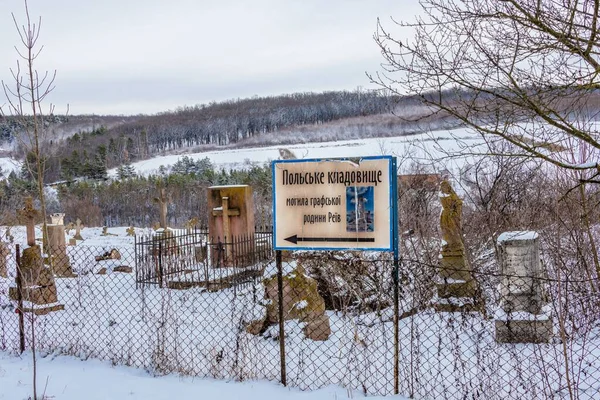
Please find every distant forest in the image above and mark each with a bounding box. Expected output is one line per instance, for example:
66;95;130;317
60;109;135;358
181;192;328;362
1;90;396;183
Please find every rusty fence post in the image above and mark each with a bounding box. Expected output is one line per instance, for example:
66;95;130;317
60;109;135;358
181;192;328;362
15;244;25;354
276;250;287;386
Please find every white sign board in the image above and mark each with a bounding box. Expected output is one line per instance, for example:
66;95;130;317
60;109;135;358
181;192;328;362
272;156;396;251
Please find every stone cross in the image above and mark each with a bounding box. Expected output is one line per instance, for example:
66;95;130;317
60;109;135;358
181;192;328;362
126;226;135;236
212;197;240;241
74;218;84;240
18;197;40;247
154;188;169;229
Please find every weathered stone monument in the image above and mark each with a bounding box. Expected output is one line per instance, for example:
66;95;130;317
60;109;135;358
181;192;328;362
47;213;76;277
9;197;64;315
247;263;331;341
208;185;255;267
435;180;479;312
155;187;169;230
495;231;552;343
73;218;84;240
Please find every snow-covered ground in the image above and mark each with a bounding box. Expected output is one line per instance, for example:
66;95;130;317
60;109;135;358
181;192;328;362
0;156;21;175
1;226;598;399
0;351;403;400
110;127;485;177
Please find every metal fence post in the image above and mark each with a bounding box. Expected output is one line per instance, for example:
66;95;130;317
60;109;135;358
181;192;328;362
276;250;287;386
393;255;400;395
158;242;163;288
15;244;25;354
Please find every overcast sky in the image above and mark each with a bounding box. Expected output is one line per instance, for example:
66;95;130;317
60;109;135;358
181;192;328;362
0;0;419;116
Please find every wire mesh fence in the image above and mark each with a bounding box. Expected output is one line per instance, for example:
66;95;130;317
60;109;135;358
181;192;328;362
0;232;599;399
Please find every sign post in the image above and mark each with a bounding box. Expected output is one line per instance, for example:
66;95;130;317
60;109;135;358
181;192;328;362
272;155;399;393
273;156;396;251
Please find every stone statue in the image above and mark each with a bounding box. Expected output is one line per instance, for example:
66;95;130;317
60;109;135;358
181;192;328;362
435;180;480;311
439;180;464;255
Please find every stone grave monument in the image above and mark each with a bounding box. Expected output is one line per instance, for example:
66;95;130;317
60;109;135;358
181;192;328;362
208;185;255;267
247;263;331;341
495;231;552;343
9;197;64;315
435;180;479;312
47;213;76;277
126;226;135;236
73;218;84;240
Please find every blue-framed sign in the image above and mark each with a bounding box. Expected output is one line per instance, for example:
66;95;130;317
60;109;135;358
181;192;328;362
272;156;397;252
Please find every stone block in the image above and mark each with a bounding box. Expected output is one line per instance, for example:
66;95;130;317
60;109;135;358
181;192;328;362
495;318;553;344
9;284;58;304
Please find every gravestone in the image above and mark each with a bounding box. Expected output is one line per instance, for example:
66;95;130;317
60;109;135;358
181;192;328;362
154;187;169;229
495;231;552;343
435;181;479;312
47;213;76;277
247;263;331;341
73;218;84;240
9;198;64;315
208;185;255;267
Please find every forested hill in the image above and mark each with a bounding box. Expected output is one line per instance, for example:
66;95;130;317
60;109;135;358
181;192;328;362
3;90;409;182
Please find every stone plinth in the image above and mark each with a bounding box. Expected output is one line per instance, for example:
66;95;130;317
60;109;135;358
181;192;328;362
47;224;76;277
495;231;552;343
9;245;64;315
208;185;255;267
247;263;331;341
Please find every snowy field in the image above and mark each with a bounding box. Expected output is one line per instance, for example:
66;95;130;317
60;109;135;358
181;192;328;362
110;127;486;176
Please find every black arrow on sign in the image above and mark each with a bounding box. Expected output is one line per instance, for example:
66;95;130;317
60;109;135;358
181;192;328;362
284;235;375;244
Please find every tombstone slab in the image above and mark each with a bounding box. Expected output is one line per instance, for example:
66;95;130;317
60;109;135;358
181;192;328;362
48;224;76;277
495;231;552;343
208;185;255;267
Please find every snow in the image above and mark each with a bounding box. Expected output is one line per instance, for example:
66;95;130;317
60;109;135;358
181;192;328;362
494;306;552;322
0;157;21;176
294;300;308;310
108;127;485;177
0;351;400;400
497;231;539;243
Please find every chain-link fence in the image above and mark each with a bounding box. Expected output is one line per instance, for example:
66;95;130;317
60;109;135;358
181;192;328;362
0;232;599;399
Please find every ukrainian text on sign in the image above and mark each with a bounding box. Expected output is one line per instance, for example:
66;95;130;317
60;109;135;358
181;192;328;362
272;156;395;251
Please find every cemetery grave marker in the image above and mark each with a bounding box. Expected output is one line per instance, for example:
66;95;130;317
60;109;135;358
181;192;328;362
208;185;255;267
495;231;552;343
73;218;84;240
10;197;64;314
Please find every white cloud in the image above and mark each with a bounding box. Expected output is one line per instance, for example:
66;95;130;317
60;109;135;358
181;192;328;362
0;0;420;114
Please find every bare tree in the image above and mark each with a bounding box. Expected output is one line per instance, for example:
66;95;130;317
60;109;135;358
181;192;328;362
1;2;61;399
1;0;61;244
371;0;600;182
